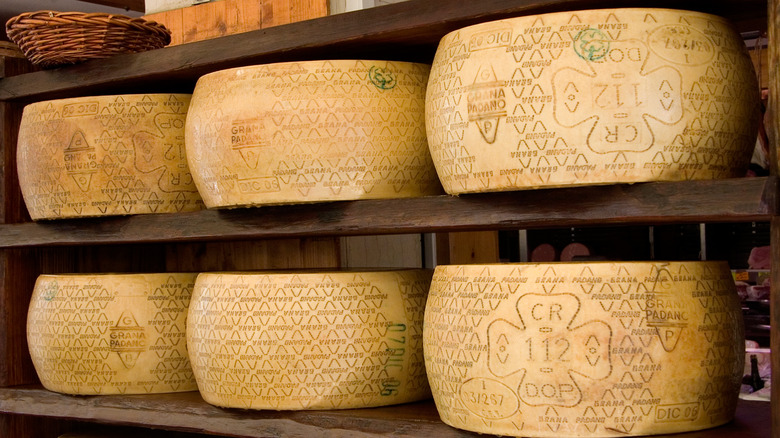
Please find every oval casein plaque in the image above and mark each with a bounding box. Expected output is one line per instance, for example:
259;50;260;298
17;94;204;219
27;273;198;395
425;9;760;194
423;262;744;437
185;60;442;208
187;270;432;409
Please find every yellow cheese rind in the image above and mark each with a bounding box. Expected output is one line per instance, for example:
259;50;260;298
423;262;744;437
185;60;442;208
27;273;198;395
17;94;204;219
187;270;432;409
426;9;760;194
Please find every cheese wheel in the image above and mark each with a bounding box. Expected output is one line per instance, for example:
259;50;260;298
185;60;442;208
426;9;760;194
187;270;432;409
17;94;204;219
27;273;198;395
424;262;744;436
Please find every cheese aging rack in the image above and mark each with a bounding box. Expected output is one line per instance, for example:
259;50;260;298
0;0;776;436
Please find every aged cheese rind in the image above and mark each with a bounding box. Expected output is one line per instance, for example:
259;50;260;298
17;94;204;219
185;60;442;208
27;273;198;395
423;262;744;437
188;270;432;409
426;9;760;194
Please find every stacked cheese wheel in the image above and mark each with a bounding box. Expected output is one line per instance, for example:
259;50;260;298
423;262;744;437
17;94;203;219
187;270;432;409
27;273;198;395
185;60;442;207
426;8;760;193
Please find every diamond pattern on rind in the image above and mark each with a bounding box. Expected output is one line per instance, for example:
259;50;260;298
423;261;742;436
17;94;203;219
188;270;432;410
425;9;759;195
27;274;197;395
186;61;440;208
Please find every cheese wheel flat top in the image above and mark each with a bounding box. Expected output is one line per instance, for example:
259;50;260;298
426;8;760;194
17;94;204;220
423;262;744;437
188;270;432;410
185;60;442;208
27;273;198;395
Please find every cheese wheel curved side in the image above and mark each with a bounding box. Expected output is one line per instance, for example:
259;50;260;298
17;94;204;219
426;8;760;194
185;60;442;208
187;270;432;409
423;262;744;437
27;273;198;395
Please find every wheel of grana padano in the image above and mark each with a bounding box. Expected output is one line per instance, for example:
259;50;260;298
17;94;204;219
185;60;442;208
423;262;744;436
187;270;432;409
426;8;760;194
27;273;198;395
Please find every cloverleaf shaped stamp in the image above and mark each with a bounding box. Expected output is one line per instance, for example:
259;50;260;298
488;293;612;407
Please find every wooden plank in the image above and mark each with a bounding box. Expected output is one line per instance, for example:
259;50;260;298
0;54;35;225
228;0;264;36
438;231;499;264
0;102;26;224
0;415;78;438
291;0;328;22
0;250;36;387
166;238;340;270
340;235;422;268
264;0;291;26
0;178;772;248
0;0;766;101
60;428;215;438
145;0;327;46
0;387;770;438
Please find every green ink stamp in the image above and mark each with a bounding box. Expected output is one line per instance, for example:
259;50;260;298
574;28;610;61
42;280;58;301
369;66;396;90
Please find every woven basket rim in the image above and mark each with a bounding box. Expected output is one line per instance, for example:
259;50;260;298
5;10;172;68
6;10;171;38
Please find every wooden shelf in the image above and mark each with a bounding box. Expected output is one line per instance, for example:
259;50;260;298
0;177;772;248
0;386;770;438
0;0;767;102
0;0;773;436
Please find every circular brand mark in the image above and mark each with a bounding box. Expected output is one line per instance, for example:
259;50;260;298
574;28;610;61
369;66;397;90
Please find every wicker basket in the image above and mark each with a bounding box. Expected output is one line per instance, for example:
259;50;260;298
6;11;171;68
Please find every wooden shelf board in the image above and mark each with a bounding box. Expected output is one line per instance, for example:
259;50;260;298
0;386;770;438
0;177;773;248
0;0;767;101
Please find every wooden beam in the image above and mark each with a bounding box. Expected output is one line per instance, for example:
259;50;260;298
0;178;772;248
0;387;770;438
